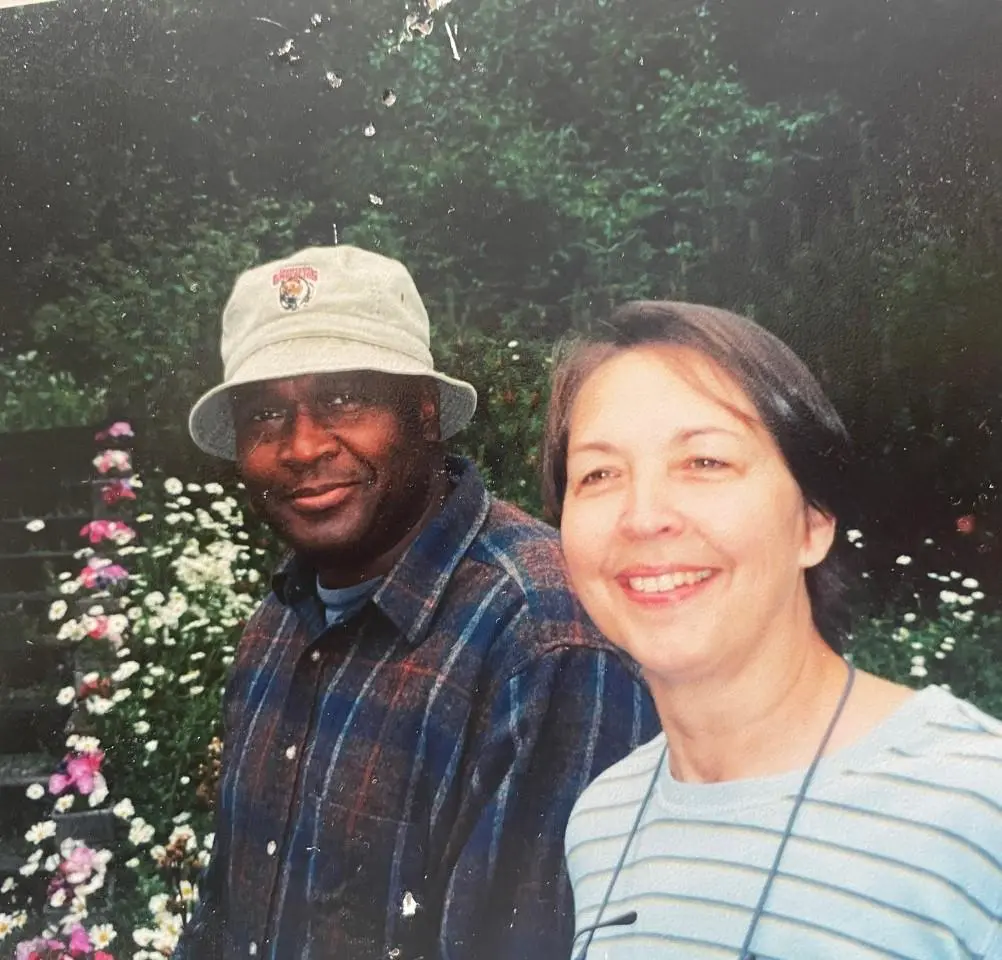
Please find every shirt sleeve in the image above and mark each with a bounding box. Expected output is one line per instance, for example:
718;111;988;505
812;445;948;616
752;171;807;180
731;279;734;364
436;644;658;960
171;828;227;959
171;675;242;960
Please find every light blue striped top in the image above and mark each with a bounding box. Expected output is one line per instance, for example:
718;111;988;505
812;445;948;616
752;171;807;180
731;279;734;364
565;686;1002;959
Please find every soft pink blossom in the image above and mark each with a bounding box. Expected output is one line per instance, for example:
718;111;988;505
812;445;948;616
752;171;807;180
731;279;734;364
79;559;129;590
79;520;137;545
15;937;65;960
49;751;105;796
84;615;109;639
92;450;132;475
67;925;92;954
61;845;98;885
95;420;134;441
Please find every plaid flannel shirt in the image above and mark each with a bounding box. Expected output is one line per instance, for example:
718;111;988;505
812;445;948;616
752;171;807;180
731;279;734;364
173;457;657;960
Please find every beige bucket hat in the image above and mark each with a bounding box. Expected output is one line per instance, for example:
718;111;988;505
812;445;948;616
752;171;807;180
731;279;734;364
188;245;478;460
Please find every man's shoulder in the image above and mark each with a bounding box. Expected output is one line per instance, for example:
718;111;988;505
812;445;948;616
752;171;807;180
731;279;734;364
462;495;625;659
469;496;574;609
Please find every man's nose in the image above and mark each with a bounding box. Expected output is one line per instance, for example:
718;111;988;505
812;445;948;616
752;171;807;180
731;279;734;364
281;409;341;465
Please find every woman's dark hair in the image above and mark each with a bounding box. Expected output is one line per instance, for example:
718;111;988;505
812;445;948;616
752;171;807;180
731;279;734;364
541;300;854;652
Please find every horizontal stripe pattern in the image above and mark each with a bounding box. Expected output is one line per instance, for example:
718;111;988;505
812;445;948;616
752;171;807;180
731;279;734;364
567;687;1002;958
173;457;658;960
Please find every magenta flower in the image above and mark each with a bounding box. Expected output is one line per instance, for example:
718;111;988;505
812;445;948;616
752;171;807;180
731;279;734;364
79;520;137;545
95;420;134;441
67;926;92;955
100;479;136;505
49;750;105;796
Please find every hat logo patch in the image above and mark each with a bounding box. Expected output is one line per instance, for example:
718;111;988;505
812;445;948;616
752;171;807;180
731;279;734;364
272;265;318;311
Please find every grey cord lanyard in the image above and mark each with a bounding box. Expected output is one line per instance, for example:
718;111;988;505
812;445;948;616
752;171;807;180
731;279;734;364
576;661;857;960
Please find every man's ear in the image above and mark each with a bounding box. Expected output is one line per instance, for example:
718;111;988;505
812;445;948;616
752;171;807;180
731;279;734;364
418;380;441;441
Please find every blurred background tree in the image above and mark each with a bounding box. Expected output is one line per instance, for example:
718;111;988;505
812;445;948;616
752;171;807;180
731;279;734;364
1;0;999;595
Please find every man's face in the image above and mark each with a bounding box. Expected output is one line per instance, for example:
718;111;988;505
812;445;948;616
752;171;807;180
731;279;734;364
232;371;440;569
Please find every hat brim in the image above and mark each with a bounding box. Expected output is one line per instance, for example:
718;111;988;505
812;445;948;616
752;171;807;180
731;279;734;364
188;337;477;460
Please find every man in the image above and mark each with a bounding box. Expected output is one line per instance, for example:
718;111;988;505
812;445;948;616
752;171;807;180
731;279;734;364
176;245;657;959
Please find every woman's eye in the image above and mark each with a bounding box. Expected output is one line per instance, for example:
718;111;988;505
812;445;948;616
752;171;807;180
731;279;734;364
579;468;614;486
687;456;728;470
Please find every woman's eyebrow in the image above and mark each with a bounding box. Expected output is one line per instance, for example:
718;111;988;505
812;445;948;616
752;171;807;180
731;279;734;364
567;439;620;457
569;426;745;456
677;426;747;442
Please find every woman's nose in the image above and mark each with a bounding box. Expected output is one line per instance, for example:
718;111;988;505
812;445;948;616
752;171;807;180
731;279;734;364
617;475;686;539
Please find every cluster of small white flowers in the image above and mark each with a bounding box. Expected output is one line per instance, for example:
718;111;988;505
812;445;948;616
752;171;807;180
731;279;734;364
0;908;28;944
129;817;156;846
172;537;246;592
132;893;186;958
7;474;271;951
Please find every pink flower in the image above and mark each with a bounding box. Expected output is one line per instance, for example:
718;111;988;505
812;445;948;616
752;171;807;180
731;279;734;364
92;449;132;475
79;558;129;590
15;938;65;960
956;514;976;535
100;479;136;505
49;750;105;796
79;520;137;546
67;925;91;954
95;420;134;441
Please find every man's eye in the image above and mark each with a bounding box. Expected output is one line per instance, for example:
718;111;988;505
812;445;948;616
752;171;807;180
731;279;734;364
250;408;285;423
321;393;361;409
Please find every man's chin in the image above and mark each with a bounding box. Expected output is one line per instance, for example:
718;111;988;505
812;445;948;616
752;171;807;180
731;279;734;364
266;505;367;558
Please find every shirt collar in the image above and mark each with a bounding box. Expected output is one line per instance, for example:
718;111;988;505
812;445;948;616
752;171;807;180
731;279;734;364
271;456;491;648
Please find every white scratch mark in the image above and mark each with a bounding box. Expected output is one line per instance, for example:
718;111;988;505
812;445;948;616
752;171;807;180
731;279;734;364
444;20;461;61
401;891;419;917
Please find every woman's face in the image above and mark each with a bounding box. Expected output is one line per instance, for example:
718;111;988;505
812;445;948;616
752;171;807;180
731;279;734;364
560;345;835;686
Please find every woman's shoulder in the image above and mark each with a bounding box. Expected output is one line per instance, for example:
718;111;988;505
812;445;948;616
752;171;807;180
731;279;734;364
910;684;1002;755
895;683;1002;747
576;733;667;811
850;681;1002;803
566;733;666;855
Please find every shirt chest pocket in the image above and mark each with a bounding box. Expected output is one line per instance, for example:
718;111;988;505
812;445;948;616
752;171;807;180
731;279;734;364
308;807;434;959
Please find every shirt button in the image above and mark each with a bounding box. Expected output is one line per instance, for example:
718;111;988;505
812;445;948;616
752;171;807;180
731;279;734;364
310;650;321;663
266;840;277;856
249;943;258;956
285;745;296;760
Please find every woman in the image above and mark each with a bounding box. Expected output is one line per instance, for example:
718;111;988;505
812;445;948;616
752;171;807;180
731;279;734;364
543;301;1002;959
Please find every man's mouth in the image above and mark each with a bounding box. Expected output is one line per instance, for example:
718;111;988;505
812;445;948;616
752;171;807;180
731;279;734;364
285;482;360;513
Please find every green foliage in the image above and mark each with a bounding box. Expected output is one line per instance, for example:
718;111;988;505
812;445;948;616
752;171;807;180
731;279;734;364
436;322;553;516
29;197;313;448
0;352;107;432
340;0;827;315
851;566;1002;718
